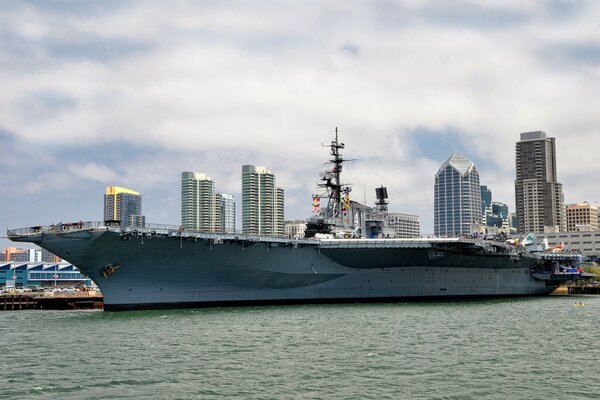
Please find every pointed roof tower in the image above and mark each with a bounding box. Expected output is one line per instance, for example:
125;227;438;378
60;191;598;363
437;153;476;176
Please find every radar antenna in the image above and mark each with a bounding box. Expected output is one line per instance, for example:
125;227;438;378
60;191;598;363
375;186;389;214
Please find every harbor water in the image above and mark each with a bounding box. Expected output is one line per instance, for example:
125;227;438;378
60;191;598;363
2;296;599;400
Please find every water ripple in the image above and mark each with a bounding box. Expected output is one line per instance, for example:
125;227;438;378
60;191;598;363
1;297;599;399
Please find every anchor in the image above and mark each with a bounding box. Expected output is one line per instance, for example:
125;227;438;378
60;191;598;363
101;264;120;278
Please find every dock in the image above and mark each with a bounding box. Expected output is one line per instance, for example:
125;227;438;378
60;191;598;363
0;292;103;310
568;285;600;295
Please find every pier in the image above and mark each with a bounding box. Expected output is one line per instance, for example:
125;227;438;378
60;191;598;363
568;285;600;295
0;292;103;310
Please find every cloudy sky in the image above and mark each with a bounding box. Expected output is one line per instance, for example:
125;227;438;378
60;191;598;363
2;0;600;248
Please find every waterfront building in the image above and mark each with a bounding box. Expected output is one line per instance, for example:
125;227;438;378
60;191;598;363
434;153;482;237
219;193;236;233
480;186;492;216
104;186;144;228
181;172;221;232
3;247;28;262
3;247;60;263
566;202;598;231
0;262;92;288
242;165;284;236
284;220;307;238
535;231;600;258
515;131;565;234
387;213;421;238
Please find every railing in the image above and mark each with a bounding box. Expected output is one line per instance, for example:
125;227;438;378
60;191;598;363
7;221;319;244
39;291;102;298
11;222;541;246
7;221;104;237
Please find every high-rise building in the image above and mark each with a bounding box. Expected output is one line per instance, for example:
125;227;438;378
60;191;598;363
181;172;221;232
386;213;421;238
104;186;144;228
509;212;518;232
219;193;236;233
274;187;284;236
242;165;284;236
515;131;565;233
480;186;492;215
492;202;509;220
566;202;598;231
483;202;510;229
434;153;482;237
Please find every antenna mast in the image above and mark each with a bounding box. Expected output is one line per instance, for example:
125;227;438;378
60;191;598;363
317;127;354;225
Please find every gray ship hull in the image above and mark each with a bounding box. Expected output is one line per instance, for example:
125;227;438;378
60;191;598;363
10;227;557;310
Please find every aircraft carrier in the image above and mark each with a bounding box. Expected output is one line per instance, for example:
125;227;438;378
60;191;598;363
7;133;586;311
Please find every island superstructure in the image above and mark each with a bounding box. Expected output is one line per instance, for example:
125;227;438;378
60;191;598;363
7;132;586;311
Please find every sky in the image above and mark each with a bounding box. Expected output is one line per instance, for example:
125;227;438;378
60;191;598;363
2;0;600;249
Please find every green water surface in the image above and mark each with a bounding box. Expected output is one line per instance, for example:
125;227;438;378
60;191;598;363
1;296;598;399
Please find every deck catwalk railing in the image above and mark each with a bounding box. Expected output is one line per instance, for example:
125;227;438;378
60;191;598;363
7;221;320;245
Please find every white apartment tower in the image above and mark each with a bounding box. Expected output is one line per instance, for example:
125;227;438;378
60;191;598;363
242;165;284;236
219;193;236;233
181;172;221;232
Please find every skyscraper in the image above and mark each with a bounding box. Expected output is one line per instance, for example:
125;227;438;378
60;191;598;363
104;186;144;227
181;172;221;232
492;202;509;220
434;153;482;237
480;185;492;215
274;187;284;236
515;131;565;233
484;202;510;229
242;165;284;236
219;193;236;233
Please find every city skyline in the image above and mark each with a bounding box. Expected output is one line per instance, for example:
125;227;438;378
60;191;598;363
2;2;600;248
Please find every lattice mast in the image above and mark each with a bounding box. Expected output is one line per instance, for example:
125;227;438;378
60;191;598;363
316;128;353;226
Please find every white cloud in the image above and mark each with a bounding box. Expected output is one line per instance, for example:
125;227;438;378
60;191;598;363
1;0;600;242
68;163;120;182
